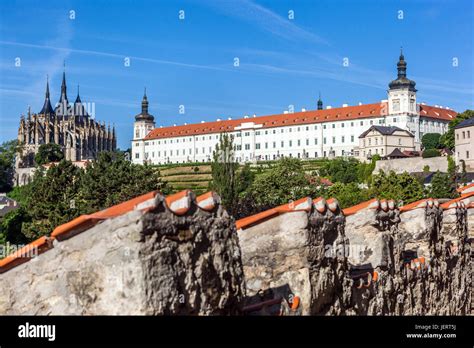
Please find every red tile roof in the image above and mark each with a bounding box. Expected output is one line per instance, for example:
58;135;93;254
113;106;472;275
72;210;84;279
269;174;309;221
0;190;219;274
144;103;456;140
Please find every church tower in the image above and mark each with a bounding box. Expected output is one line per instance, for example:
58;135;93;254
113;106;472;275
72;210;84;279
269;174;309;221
133;89;155;140
387;49;417;116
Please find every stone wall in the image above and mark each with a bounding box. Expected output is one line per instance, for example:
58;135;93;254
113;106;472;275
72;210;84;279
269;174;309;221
0;190;471;316
237;197;348;315
0;191;245;315
374;156;447;174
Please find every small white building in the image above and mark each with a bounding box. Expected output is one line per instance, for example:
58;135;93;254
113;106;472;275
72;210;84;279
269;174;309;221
132;52;456;165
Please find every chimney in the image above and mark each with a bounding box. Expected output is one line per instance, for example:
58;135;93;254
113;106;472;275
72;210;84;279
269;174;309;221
326;106;332;109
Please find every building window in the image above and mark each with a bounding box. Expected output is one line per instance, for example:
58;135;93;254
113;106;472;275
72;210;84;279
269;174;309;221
273;130;276;134
375;138;378;145
306;139;309;146
273;142;276;148
332;124;335;129
467;130;470;138
332;137;336;144
297;140;301;146
315;138;318;145
281;141;284;147
256;143;260;149
244;132;250;136
245;144;250;150
341;123;345;128
467;151;470;159
410;99;415;111
341;136;345;143
323;125;327;129
351;122;354;127
135;130;140;138
462;131;465;139
135;153;139;159
256;131;261;135
289;140;292;147
360;121;363;126
393;99;400;112
351;135;354;142
289;128;292;133
323;138;327;144
370;120;373;125
398;138;402;145
368;139;371;146
265;142;268;149
236;145;241;150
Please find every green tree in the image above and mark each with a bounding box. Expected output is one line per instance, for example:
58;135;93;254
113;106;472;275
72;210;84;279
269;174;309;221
319;157;361;184
370;171;424;204
422;149;440;158
325;182;371;209
247;157;320;209
21;160;82;240
421;133;442;150
357;154;380;183
34;143;64;165
210;133;240;212
429;171;458;199
439;109;474;150
0;140;19;192
78;151;168;213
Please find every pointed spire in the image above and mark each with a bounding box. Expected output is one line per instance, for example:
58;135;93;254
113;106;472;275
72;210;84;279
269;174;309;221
135;88;154;122
57;62;69;111
141;87;149;114
39;75;55;115
75;84;82;103
389;49;417;92
317;92;323;110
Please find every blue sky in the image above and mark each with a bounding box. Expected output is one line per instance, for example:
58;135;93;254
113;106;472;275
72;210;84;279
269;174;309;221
0;0;472;150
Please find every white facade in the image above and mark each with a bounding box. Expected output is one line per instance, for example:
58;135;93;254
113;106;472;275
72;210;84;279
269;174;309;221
131;53;454;165
132;110;450;165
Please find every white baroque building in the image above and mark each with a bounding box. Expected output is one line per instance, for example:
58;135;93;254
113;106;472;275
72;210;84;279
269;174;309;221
132;52;457;165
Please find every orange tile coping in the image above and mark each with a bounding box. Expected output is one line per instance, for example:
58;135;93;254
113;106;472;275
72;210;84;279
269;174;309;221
236;197;313;231
399;199;431;212
0;236;54;274
440;191;474;210
52;191;160;241
342;199;380;216
457;182;474;193
1;190;220;274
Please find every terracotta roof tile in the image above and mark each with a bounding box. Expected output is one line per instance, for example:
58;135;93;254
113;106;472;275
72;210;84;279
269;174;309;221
52;191;160;241
342;198;380;216
236;197;313;231
399;198;431;212
0;236;54;274
457;182;474;194
1;190;218;274
144;103;456;140
440;191;474;210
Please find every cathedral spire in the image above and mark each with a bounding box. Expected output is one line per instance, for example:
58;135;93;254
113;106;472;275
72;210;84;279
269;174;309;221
39;75;55;115
58;61;69;107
